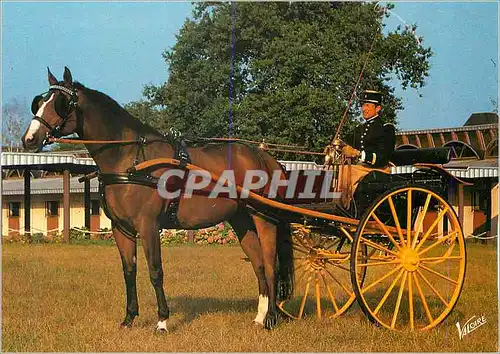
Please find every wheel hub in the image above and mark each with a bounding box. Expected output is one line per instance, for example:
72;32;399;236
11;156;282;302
307;248;327;270
399;247;420;272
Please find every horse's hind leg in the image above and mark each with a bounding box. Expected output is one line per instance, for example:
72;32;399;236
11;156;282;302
252;215;279;330
228;209;268;326
138;221;170;332
113;227;139;328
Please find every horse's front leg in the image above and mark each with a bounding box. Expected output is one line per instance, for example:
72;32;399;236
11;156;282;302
113;227;139;328
138;221;170;333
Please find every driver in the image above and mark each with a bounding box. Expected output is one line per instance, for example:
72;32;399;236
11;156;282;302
342;90;396;167
336;90;396;207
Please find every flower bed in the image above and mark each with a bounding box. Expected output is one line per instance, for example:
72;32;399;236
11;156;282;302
160;222;238;246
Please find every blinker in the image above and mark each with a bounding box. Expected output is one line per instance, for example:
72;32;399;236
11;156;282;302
31;94;44;115
30;91;70;118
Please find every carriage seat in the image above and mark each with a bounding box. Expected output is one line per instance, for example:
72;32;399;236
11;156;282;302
390;147;452;166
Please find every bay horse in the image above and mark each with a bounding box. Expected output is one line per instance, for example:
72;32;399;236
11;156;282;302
22;67;294;331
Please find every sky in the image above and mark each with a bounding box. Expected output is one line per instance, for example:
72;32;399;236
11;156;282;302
1;1;498;132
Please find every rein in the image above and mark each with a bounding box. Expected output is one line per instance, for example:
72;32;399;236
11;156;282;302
48;137;142;144
49;137;326;156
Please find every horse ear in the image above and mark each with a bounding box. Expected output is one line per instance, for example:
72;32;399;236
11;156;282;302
63;66;73;85
47;67;58;85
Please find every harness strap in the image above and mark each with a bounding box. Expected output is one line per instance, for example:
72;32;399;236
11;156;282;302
34;116;56;131
98;181;137;241
98;173;159;241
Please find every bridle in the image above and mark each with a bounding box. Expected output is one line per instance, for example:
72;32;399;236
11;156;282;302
32;84;79;144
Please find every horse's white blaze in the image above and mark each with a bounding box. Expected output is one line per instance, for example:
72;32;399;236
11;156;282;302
156;319;168;331
25;119;41;141
253;294;269;325
25;94;55;141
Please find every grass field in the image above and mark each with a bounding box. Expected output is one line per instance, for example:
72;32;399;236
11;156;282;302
2;240;498;352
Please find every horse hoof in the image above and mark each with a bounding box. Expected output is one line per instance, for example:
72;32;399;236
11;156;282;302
120;313;137;328
120;322;133;329
155;327;168;335
252;320;264;327
156;319;168;334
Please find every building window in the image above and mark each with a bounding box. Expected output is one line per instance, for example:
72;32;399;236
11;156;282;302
91;200;100;215
8;202;20;217
46;201;59;217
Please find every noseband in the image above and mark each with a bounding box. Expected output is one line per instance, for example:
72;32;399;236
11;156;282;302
32;84;79;144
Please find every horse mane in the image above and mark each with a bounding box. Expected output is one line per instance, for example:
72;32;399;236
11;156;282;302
73;81;163;138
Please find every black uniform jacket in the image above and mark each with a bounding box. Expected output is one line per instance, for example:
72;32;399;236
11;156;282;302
349;116;396;168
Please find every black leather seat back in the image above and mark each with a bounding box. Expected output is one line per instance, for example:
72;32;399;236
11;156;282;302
391;147;452;166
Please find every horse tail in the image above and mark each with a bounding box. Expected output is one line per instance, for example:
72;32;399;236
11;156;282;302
276;221;294;301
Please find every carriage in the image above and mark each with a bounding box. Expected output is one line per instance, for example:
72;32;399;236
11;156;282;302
24;67;468;332
271;144;468;331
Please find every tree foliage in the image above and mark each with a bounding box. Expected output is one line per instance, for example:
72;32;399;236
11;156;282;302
134;2;432;160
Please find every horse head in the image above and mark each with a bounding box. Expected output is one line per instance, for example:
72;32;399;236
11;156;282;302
22;67;80;152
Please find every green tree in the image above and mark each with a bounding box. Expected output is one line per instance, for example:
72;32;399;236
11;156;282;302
123;100;169;132
137;2;432;160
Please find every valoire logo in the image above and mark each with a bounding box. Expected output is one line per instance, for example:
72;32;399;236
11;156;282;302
456;315;487;339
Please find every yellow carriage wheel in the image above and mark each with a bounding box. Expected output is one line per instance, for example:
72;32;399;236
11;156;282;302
350;186;466;331
278;224;366;320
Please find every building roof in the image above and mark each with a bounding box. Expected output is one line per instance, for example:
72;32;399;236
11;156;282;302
464;112;498;126
395;123;498;136
2;176;99;196
282;159;499;179
1;151;95;166
1;151;96;173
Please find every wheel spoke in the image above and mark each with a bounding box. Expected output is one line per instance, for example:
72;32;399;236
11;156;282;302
294;265;309;286
412;193;432;248
361;265;403;294
415;207;449;252
360;237;399;257
418;230;459;256
416;270;449;307
408;272;414;330
368;255;398;261
321;237;341;250
419;264;458;285
293;256;308;261
315;276;322;319
370;212;403;251
413;273;434;324
294;233;313;249
325;260;351;272
373;268;405;315
298;275;313;319
407;190;412;246
420;255;463;262
391;271;408;329
320;271;339;313
388;195;406;247
324;267;352;295
356;260;401;267
292;244;310;254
